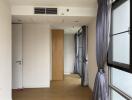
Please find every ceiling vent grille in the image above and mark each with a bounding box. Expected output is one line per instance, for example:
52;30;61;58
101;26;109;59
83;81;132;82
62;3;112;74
34;7;57;14
34;8;46;14
46;8;57;14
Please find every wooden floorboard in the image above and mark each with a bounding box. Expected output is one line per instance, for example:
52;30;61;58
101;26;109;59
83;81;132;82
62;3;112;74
12;74;92;100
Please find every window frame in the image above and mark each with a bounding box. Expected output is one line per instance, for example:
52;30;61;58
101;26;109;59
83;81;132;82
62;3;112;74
109;67;132;100
107;0;132;73
108;0;132;99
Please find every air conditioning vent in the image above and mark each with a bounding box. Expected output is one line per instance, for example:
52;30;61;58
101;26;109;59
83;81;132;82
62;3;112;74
46;8;57;14
34;8;46;14
34;7;57;14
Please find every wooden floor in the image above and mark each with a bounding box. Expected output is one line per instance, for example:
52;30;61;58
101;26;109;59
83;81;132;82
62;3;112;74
13;74;92;100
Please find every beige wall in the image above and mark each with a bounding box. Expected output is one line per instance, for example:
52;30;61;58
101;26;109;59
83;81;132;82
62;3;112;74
88;19;109;91
23;24;51;88
88;19;98;90
0;0;11;100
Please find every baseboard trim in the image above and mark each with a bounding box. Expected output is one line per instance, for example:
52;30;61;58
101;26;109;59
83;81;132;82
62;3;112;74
64;73;71;75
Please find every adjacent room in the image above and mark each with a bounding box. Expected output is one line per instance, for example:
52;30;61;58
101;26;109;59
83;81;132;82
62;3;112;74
0;0;131;100
12;18;92;100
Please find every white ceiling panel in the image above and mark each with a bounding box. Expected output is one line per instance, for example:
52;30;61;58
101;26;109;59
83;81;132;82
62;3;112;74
12;15;94;25
12;15;95;34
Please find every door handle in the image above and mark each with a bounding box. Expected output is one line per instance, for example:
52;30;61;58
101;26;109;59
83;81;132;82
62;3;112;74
16;60;22;65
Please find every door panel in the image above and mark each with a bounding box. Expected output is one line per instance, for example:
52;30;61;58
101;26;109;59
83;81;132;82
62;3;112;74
52;30;64;80
12;24;23;89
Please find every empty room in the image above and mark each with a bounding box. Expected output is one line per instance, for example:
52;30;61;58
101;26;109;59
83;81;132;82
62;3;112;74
0;0;131;100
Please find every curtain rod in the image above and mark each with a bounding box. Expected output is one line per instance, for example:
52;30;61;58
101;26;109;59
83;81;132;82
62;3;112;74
78;28;82;33
75;25;87;34
75;28;82;35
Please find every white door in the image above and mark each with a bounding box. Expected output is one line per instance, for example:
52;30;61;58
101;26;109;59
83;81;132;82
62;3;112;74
12;24;23;89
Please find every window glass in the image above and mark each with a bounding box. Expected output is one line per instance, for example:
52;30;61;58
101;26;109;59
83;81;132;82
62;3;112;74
109;0;131;99
113;0;130;34
109;0;131;67
113;32;130;64
111;67;132;97
111;89;126;100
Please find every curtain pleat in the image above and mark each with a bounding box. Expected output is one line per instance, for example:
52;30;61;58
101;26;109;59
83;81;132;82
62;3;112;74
81;26;88;86
74;26;88;86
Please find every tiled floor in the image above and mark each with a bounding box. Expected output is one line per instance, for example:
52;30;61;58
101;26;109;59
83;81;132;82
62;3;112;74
13;74;92;100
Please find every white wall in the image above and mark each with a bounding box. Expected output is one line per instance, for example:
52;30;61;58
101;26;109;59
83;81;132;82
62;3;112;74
64;34;75;74
0;0;11;100
23;24;51;88
87;19;98;90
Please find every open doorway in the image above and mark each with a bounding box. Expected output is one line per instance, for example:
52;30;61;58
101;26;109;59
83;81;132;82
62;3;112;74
51;25;89;86
51;28;81;83
64;27;81;85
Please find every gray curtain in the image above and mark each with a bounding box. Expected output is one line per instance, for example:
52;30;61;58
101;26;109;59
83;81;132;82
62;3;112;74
93;0;111;100
81;26;88;86
74;31;83;76
74;33;81;75
74;26;88;86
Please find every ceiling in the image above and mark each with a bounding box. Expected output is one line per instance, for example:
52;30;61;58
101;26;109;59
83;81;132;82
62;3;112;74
12;15;95;34
10;0;97;7
12;15;94;25
11;0;97;34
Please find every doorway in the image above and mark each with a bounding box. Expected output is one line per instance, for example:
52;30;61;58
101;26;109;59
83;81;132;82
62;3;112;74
51;27;82;84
